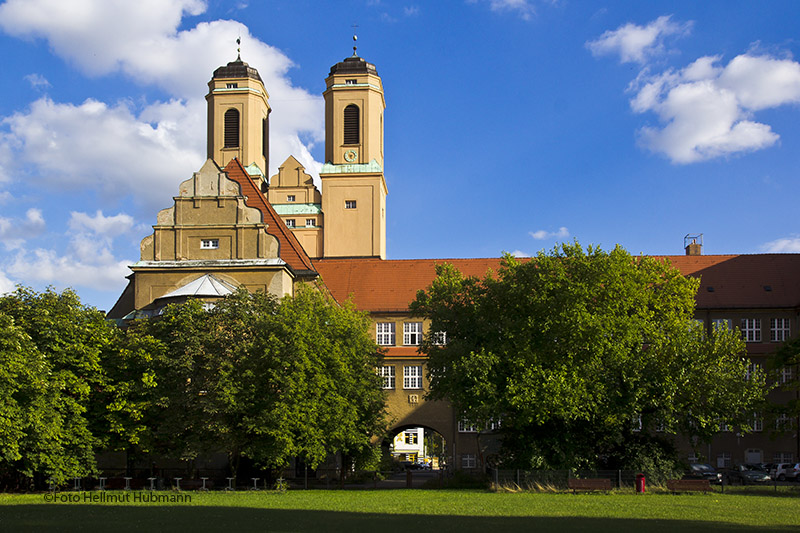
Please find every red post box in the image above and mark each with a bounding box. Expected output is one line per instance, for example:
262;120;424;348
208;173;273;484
635;473;646;493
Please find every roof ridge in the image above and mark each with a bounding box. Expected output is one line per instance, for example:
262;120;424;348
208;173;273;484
222;158;316;274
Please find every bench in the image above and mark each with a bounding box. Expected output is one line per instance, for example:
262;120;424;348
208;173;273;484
666;479;711;492
567;478;612;493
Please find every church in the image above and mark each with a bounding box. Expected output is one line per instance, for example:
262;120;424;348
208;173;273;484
108;48;800;473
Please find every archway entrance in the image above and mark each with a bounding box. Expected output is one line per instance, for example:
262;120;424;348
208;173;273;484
383;425;448;472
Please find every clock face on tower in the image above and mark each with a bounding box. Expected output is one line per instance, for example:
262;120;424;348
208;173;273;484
344;149;357;162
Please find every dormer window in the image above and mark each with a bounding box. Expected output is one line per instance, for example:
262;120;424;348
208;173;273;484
201;239;219;249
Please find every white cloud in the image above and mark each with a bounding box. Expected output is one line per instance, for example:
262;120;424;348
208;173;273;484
24;73;50;90
1;97;204;210
530;226;569;240
68;210;135;237
587;15;692;64
510;250;530;258
630;54;800;163
0;269;16;295
0;0;324;188
0;208;46;249
761;236;800;253
468;0;536;21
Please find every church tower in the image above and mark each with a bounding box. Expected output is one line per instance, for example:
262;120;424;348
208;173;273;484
320;49;387;259
206;56;270;177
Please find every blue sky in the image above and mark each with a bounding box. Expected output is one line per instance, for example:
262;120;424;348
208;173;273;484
1;0;799;311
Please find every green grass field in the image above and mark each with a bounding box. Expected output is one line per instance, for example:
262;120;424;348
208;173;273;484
1;489;799;532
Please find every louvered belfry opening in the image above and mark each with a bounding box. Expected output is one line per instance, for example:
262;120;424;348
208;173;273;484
343;104;360;145
224;108;240;148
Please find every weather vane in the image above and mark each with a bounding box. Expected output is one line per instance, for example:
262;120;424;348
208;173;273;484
352;24;358;55
236;36;241;60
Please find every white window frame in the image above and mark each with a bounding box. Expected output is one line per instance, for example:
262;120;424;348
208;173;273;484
774;452;794;463
404;322;423;346
780;366;794;384
716;452;731;468
458;419;478;433
376;322;395;346
379;366;395;389
753;413;763;432
286;219;296;228
776;413;792;430
404;431;418;445
305;218;315;227
745;362;763;381
200;239;219;249
632;414;642;432
712;318;732;331
286;194;296;202
770;318;791;342
403;365;422;389
741;318;761;342
461;454;477;469
432;331;447;345
345;200;357;209
688;453;698;464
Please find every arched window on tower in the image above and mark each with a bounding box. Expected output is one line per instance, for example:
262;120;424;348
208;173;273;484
343;104;360;145
224;109;240;148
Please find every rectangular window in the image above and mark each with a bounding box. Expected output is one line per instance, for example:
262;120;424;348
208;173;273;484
286;194;295;202
305;218;315;227
379;366;395;389
780;366;794;384
376;323;395;346
632;414;642;432
687;453;698;464
458;420;478;433
226;83;238;88
404;322;423;346
716;452;731;468
774;452;794;463
753;413;763;432
741;318;761;342
286;219;296;228
345;200;357;209
403;365;422;389
745;362;763;381
404;431;418;445
345;79;358;85
432;331;447;345
200;239;219;249
712;318;732;331
461;454;477;469
770;318;791;342
489;418;502;431
776;413;792;430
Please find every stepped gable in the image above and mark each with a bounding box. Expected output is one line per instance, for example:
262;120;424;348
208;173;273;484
222;158;316;275
316;254;800;313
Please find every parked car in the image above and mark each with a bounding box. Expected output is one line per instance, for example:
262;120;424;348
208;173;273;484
771;463;800;481
726;464;771;485
686;463;722;484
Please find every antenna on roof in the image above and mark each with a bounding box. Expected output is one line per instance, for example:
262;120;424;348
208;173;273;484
351;24;358;56
236;36;241;60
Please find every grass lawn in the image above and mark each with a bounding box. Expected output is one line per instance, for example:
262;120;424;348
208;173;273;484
1;489;799;532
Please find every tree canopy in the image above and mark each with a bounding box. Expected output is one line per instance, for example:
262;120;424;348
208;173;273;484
411;243;768;469
119;285;386;472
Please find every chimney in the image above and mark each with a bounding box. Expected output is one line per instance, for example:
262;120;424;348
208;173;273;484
684;233;703;256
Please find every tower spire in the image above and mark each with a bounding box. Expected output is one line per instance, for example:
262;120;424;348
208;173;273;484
351;24;358;56
236;36;241;60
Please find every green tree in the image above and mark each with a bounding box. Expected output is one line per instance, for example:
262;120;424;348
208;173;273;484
122;285;386;474
411;243;767;469
0;287;118;487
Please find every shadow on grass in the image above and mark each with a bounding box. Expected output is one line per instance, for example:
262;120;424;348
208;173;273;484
3;505;797;532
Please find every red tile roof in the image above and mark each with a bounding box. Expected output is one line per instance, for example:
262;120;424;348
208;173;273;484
314;254;800;313
223;159;316;274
